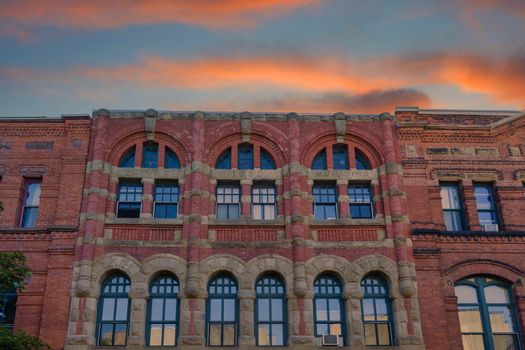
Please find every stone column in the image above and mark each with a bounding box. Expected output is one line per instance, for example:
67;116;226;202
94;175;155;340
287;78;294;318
238;289;256;346
240;179;252;219
346;284;364;348
128;286;149;346
141;178;154;218
337;179;349;219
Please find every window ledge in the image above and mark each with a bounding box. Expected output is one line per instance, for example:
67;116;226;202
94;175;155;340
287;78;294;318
310;218;385;226
412;228;525;236
0;225;77;234
209;218;285;226
107;217;183;225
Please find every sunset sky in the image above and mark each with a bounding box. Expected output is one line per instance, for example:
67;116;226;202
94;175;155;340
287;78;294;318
0;0;524;117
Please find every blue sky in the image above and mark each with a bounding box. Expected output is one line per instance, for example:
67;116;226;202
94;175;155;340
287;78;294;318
0;0;523;117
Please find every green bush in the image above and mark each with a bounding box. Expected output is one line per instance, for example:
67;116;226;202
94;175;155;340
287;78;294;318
0;328;52;350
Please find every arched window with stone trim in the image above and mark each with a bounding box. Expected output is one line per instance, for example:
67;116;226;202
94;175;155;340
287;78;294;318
361;273;394;346
454;276;520;350
255;274;286;346
215;148;232;169
238;143;254;170
260;148;276;170
119;146;136;168
313;274;346;345
146;273;180;346
355;148;371;170
142;141;159;168
206;273;238;346
164;147;180;169
97;272;131;346
312;150;328;170
332;144;349;170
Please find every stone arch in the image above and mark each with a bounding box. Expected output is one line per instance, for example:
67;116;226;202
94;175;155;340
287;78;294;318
305;254;353;287
245;255;294;294
199;254;248;290
91;253;145;296
352;255;399;288
141;254;188;292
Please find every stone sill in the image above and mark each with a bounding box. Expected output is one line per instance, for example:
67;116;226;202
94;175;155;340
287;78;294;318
0;225;77;234
412;228;525;237
310;218;385;226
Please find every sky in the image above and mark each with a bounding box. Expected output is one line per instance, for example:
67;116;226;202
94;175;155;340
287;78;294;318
0;0;524;118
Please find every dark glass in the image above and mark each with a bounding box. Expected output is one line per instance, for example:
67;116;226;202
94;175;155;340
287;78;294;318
165;148;180;169
474;184;499;227
355;149;371;170
216;184;240;220
313;185;337;220
238;144;254;169
20;182;41;228
97;274;131;346
260;148;276;169
0;288;17;332
117;182;142;218
314;275;345;345
154;183;179;219
255;276;286;346
119;147;135;168
312;150;327;170
349;184;373;219
441;184;465;231
333;144;349;170
361;274;393;346
147;275;179;346
216;148;232;169
142;142;159;168
207;275;238;346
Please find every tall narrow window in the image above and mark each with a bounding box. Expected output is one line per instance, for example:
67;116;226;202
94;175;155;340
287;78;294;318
119;147;135;168
0;287;17;332
20;180;41;228
147;274;180;347
312;150;327;170
142;142;159;168
474;183;499;230
361;274;394;346
260;148;276;170
216;148;232;169
355;149;371;170
333;144;349;170
97;273;131;346
117;181;142;218
216;183;240;220
255;275;286;346
440;183;465;231
164;148;180;169
154;182;179;219
455;277;520;350
207;274;238;346
238;144;254;170
314;275;345;346
313;184;337;220
349;183;374;219
252;184;276;220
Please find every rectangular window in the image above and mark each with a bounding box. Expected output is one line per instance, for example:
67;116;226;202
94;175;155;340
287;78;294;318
333;144;349;170
313;184;337;220
117;181;142;218
252;184;276;220
154;182;179;219
238;144;254;170
440;183;465;231
474;183;499;230
216;183;240;220
20;179;41;228
348;184;373;219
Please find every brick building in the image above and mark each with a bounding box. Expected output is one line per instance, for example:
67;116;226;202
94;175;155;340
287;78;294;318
0;107;524;350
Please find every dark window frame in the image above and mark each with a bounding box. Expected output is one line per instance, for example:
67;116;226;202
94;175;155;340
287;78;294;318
146;274;180;347
19;178;41;228
216;148;232;169
142;142;159;168
333;144;349;170
440;182;467;231
252;183;277;221
255;275;287;346
348;183;374;219
474;183;500;229
206;274;239;347
117;180;143;218
164;148;181;169
355;149;371;170
312;150;328;170
313;183;338;220
119;147;136;168
154;182;179;219
361;274;395;346
313;274;346;346
216;183;241;220
238;144;254;170
260;148;277;170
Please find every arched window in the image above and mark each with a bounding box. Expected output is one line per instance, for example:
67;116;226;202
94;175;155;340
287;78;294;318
143;142;159;168
0;287;17;332
119;147;136;168
361;274;394;346
207;274;238;346
147;274;180;346
164;148;180;169
260;148;276;170
333;144;349;170
312;150;327;170
238;144;254;170
454;276;520;350
216;148;232;169
255;275;286;346
355;149;371;170
97;273;131;346
314;274;346;345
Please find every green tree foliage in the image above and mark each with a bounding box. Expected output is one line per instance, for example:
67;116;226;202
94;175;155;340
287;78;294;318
0;328;52;350
0;252;31;293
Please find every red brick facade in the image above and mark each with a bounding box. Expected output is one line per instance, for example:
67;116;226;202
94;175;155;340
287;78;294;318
0;107;524;350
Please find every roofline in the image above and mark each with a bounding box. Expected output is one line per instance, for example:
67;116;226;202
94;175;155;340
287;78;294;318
0;114;90;122
395;106;523;116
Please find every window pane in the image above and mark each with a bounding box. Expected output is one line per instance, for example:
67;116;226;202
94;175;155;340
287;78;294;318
165;149;180;169
114;323;127;345
209;324;222;346
441;185;460;209
455;285;478;304
493;334;518;350
478;211;497;226
258;299;270;321
328;299;341;321
444;211;463;231
474;185;493;210
488;306;514;333
272;324;284;346
223;324;236;346
101;298;115;321
484;285;509;304
164;324;176;346
150;299;163;321
458;306;483;333
143;143;158;168
25;183;41;206
312;151;327;169
333;145;349;170
264;205;275;220
462;334;485;350
261;149;276;169
210;299;222;321
223;299;235;321
316;323;328;336
21;207;39;228
253;205;262;220
325;205;337;220
115;298;128;321
364;323;377;345
216;149;231;169
362;299;375;321
228;205;239;220
377;323;391;345
164;299;177;321
99;324;114;346
258;324;270;346
271;299;283;322
329;323;341;336
149;324;163;346
238;144;254;170
217;205;228;220
375;299;388;321
316;299;328;321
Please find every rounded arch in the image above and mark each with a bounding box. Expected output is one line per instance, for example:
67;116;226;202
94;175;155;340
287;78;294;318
305;254;352;286
91;253;144;288
352;255;399;288
245;255;294;294
141;254;187;290
199;254;247;290
445;259;524;286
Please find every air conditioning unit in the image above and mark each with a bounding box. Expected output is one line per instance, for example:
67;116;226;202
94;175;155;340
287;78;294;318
484;224;499;232
321;334;340;346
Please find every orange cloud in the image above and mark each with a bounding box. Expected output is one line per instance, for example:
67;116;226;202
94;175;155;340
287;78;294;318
0;0;317;38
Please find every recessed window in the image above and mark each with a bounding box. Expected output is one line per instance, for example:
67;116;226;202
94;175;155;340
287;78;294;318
252;184;276;220
20;179;41;228
97;273;131;346
260;148;276;170
207;274;238;346
314;275;345;346
119;147;135;168
474;183;499;230
117;181;142;218
312;150;327;170
455;277;520;350
164;148;180;169
355;149;371;170
440;183;465;231
142;142;159;168
238;144;254;170
333;144;349;170
349;184;373;219
216;183;240;220
216;148;232;169
361;274;394;346
313;184;337;220
154;182;179;219
255;275;286;346
0;287;17;332
147;274;180;347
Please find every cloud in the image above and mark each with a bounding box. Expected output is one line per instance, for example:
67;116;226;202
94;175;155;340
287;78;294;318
0;0;317;39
